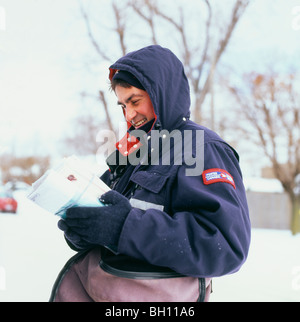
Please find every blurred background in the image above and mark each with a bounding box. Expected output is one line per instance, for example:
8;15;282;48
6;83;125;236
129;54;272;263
0;0;300;301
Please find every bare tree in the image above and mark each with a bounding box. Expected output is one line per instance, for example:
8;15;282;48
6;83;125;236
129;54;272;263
62;93;107;156
229;72;300;234
130;0;250;123
65;0;250;155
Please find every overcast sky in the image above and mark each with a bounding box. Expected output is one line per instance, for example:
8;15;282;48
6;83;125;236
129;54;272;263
0;0;300;159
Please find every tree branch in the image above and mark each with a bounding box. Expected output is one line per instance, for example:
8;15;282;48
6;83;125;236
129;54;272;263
131;0;158;44
99;90;114;132
193;0;212;91
79;0;110;61
112;2;127;55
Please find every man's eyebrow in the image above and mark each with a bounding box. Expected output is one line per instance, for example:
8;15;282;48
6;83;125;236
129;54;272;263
117;94;144;105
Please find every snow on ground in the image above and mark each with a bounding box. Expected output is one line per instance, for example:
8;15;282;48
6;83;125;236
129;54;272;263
211;229;300;302
0;191;75;302
0;191;299;302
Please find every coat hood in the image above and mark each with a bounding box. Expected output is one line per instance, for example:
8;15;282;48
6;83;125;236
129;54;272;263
109;45;191;132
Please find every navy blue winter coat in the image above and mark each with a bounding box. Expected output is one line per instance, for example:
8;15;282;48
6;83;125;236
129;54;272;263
101;45;251;278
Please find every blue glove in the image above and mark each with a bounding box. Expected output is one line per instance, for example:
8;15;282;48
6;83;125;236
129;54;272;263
58;190;132;250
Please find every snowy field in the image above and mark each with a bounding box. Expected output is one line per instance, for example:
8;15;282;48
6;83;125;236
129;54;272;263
0;191;299;302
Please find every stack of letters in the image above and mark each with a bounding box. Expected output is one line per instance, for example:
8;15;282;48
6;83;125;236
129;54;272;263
27;156;109;218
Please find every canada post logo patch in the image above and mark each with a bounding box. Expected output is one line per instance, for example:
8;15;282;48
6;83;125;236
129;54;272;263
202;168;236;189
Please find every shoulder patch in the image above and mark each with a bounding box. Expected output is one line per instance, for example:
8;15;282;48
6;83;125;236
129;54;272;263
202;168;236;189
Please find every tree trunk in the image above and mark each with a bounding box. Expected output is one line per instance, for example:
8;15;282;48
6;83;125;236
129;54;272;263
291;194;300;235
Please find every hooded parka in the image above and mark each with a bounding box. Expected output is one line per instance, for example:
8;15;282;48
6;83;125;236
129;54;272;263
51;45;251;302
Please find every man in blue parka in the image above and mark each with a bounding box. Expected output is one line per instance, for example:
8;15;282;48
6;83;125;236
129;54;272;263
53;45;251;302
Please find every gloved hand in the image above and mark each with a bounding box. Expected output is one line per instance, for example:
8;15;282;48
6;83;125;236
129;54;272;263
57;220;92;251
58;190;132;250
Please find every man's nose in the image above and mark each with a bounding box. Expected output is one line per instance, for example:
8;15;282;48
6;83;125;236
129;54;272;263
125;106;137;122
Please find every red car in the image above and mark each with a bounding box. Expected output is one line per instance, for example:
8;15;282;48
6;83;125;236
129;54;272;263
0;190;18;214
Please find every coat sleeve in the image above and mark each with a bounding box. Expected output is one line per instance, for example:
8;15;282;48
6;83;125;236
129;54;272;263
118;141;251;278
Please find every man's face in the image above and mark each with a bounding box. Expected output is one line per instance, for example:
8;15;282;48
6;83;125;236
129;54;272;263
115;85;156;128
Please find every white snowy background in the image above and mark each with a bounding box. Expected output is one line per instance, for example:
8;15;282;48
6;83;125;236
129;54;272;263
0;190;299;302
